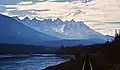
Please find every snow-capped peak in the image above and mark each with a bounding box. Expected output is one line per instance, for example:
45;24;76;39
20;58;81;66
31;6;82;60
32;17;38;21
23;17;30;21
12;16;21;21
70;19;76;23
54;18;63;25
21;17;31;24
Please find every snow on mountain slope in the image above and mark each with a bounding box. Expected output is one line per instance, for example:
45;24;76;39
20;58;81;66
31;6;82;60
13;17;107;42
16;17;72;39
63;19;105;39
0;14;60;45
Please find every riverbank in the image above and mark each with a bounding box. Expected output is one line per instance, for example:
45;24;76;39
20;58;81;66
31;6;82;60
44;53;120;70
44;54;85;70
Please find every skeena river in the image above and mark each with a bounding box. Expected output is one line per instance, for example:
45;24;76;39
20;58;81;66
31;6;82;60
0;54;68;70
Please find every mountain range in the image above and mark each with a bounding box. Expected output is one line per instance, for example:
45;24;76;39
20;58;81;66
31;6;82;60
0;14;114;46
12;16;114;46
0;14;60;45
13;17;109;40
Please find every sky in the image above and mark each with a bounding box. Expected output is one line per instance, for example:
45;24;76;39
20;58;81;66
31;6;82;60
0;0;120;36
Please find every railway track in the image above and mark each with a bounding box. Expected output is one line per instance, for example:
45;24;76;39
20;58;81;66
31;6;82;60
82;55;93;70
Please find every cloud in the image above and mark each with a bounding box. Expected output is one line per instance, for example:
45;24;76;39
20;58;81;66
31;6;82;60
8;10;36;16
84;21;120;36
0;0;120;36
22;0;72;2
0;0;92;5
8;9;51;17
0;0;22;5
67;10;86;16
0;5;16;12
0;5;17;13
17;1;34;5
0;6;6;12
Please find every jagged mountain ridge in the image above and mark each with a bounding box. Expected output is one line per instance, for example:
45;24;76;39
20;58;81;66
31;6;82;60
13;17;107;41
0;14;60;45
0;14;113;46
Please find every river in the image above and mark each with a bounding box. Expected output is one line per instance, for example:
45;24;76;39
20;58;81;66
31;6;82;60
0;54;68;70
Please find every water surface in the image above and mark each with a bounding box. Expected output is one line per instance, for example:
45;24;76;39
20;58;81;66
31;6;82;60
0;54;67;70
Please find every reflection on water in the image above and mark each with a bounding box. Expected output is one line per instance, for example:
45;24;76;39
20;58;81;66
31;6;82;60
0;54;67;70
